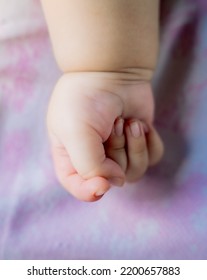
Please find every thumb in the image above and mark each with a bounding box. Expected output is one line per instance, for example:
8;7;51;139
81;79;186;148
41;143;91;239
63;125;125;185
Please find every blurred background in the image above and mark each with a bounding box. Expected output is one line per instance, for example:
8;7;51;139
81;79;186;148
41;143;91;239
0;0;207;259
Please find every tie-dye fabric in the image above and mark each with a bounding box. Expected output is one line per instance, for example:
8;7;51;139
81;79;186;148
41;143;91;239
0;0;207;259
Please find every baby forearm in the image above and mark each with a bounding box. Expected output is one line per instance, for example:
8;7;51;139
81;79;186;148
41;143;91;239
41;0;159;76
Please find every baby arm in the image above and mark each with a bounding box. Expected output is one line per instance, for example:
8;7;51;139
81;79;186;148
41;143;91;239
41;0;163;201
41;0;159;73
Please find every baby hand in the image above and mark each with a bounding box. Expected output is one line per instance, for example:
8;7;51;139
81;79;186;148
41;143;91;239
105;117;162;183
47;72;163;201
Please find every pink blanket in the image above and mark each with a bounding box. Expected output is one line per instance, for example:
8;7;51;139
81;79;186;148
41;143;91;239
0;0;207;259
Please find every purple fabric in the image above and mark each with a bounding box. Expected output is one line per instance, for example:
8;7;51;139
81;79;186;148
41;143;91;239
0;0;207;259
193;0;207;12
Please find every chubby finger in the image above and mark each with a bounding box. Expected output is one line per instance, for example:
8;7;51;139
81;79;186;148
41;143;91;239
145;125;164;166
125;120;149;182
62;125;125;185
51;144;111;202
104;117;127;173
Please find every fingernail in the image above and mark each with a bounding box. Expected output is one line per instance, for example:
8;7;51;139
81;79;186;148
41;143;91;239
142;122;149;134
95;190;106;197
114;118;124;137
130;121;141;138
109;177;124;186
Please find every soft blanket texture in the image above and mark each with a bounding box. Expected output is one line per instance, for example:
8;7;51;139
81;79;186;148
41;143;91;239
0;0;207;259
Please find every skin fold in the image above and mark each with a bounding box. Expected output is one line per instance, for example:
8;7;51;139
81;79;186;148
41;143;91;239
41;0;164;201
